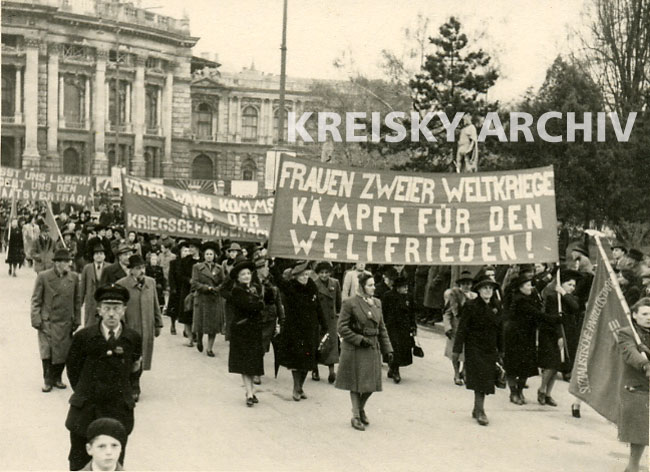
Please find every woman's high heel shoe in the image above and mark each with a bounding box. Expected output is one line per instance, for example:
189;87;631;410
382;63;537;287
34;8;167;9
571;404;581;418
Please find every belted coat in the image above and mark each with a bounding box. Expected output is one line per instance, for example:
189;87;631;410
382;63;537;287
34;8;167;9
190;261;225;336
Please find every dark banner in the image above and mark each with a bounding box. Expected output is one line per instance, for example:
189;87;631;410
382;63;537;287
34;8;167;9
123;175;272;241
268;156;559;264
0;167;93;206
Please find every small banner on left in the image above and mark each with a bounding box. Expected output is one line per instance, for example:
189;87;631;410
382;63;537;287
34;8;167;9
122;175;273;242
0;167;93;206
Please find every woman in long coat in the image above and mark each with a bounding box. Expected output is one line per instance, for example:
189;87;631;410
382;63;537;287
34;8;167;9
537;270;581;407
336;272;393;431
313;262;342;384
442;271;476;385
453;276;502;426
227;261;265;407
191;242;225;357
503;274;544;405
618;298;650;472
6;218;24;276
277;261;328;401
177;242;199;346
381;276;416;384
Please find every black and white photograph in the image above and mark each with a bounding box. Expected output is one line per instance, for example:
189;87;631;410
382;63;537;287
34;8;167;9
0;0;649;470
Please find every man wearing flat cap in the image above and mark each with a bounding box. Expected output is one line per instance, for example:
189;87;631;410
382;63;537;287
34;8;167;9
31;248;81;393
65;284;142;470
117;254;163;402
104;243;135;285
79;238;110;327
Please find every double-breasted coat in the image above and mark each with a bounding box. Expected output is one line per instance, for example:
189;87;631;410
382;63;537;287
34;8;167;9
31;236;55;273
31;267;81;364
190;262;225;336
117;275;163;371
453;296;503;395
314;277;342;365
381;289;416;367
278;278;328;371
503;291;543;378
78;262;110;327
617;326;649;445
104;262;128;286
335;295;393;392
6;226;25;265
227;283;265;376
65;323;142;437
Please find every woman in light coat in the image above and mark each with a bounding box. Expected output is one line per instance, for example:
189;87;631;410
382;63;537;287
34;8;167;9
443;271;476;385
336;272;393;431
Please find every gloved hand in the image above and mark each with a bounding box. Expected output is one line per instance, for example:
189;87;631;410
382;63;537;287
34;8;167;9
359;337;373;348
445;329;453;339
386;352;394;364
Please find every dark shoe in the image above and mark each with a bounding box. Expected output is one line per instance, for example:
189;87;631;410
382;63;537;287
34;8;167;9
359;410;369;425
393;372;401;384
183;331;187;338
471;409;478;419
54;380;67;389
196;338;204;353
252;395;259;404
246;397;254;407
253;375;261;385
292;391;301;402
454;374;464;386
206;350;215;357
537;390;546;405
562;373;571;382
170;326;177;335
476;411;489;426
387;369;394;379
518;390;527;404
41;383;53;393
299;391;307;399
571;404;581;418
545;396;558;407
328;372;336;384
351;418;365;431
311;370;320;381
510;393;523;405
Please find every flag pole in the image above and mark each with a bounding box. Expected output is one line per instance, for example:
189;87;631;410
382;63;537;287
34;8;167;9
45;201;66;250
588;231;646;357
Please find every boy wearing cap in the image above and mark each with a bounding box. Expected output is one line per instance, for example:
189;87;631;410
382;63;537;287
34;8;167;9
65;284;142;470
30;248;81;392
82;418;126;471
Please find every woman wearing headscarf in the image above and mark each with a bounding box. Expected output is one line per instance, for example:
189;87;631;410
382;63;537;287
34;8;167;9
381;276;415;384
191;242;225;357
336;272;393;431
537;269;581;407
452;276;503;426
617;298;650;472
277;261;328;402
443;270;477;385
226;260;265;407
312;261;342;384
503;272;543;406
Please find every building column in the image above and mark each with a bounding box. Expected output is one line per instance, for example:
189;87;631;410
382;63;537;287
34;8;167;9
84;76;90;129
14;67;22;123
161;63;174;177
92;49;108;174
131;56;146;176
47;44;60;163
125;82;131;126
217;95;228;142
156;86;162;134
22;38;41;168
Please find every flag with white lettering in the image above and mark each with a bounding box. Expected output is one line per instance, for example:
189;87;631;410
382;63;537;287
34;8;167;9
267;156;559;264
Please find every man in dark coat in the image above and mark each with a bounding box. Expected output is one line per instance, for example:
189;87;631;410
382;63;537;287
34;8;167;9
104;243;134;285
79;238;110;327
31;248;81;392
65;284;142;471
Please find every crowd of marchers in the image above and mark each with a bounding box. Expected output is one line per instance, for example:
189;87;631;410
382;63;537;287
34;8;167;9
3;200;649;472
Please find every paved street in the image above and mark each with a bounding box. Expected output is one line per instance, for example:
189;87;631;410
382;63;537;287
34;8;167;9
0;260;644;471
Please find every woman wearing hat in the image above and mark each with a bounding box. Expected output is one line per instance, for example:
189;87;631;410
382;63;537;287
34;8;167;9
537;269;581;408
226;260;265;406
190;242;225;356
443;270;477;385
6;217;25;277
336;271;393;430
381;276;416;384
503;272;544;406
312;261;342;383
452;276;503;426
277;261;328;401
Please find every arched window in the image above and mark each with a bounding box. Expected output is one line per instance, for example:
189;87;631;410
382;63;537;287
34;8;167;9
191;154;213;179
273;108;290;143
63;147;82;175
194;102;213;138
241;106;258;141
242;158;256;181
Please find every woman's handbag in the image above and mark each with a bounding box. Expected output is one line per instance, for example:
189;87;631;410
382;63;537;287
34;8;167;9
412;336;424;358
183;291;195;314
495;361;507;389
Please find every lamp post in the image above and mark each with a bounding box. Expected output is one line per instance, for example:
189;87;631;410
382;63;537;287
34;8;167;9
277;0;288;146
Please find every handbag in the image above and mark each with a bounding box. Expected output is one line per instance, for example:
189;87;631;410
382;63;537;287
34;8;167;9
495;361;506;389
183;291;195;313
412;336;424;358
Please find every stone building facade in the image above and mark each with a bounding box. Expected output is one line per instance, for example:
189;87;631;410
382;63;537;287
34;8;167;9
1;0;318;194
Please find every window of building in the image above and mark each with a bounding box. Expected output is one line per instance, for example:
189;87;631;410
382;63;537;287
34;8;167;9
241;158;257;181
108;79;129;126
194;103;213;138
1;67;15;117
62;147;82;175
191;154;213;179
273;108;290;143
144;147;161;178
242;106;258;141
63;75;84;128
1;34;19;48
145;85;159;131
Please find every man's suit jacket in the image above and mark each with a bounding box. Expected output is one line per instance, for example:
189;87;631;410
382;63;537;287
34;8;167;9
104;262;127;285
79;262;110;326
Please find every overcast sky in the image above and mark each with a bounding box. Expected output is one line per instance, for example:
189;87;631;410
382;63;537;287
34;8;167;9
151;0;589;104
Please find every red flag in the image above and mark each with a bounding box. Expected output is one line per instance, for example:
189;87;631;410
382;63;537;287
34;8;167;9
569;238;631;423
45;201;66;249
